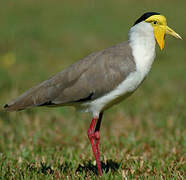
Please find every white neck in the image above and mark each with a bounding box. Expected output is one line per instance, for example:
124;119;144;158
129;22;156;76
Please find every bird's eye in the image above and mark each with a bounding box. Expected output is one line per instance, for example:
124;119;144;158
153;21;157;25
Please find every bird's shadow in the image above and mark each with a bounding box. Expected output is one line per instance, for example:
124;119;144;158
26;159;120;176
76;159;121;175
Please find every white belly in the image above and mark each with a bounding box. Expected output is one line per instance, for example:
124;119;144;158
82;70;144;116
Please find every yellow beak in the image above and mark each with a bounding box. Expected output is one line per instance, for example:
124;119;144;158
154;25;182;50
166;26;182;40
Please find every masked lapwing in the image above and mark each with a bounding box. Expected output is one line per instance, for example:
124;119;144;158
4;12;182;176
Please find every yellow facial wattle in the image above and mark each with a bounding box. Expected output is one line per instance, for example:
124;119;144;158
145;15;182;50
154;25;166;50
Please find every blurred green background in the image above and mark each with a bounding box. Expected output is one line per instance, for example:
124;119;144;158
0;0;185;179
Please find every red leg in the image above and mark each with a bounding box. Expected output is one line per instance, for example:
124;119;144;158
88;112;103;176
94;112;103;160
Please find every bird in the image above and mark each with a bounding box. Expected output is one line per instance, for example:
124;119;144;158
4;12;182;176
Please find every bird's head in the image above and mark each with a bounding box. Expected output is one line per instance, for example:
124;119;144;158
133;12;182;50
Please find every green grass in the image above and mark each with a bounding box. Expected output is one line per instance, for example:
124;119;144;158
0;0;185;179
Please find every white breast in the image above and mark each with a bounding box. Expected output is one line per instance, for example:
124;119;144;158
81;22;156;117
129;22;156;75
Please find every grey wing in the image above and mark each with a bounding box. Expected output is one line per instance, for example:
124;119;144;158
53;41;136;104
4;41;136;111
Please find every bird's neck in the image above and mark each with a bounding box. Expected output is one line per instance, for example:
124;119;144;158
129;22;156;76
